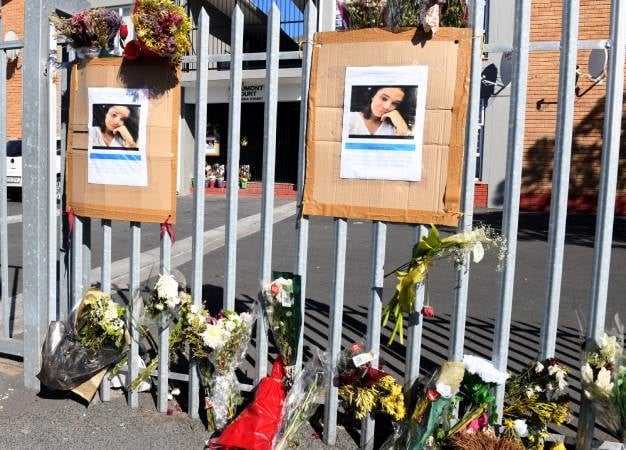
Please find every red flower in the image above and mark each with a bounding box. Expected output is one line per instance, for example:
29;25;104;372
350;342;363;353
422;305;435;317
123;38;140;60
426;388;440;401
119;22;128;39
270;283;280;295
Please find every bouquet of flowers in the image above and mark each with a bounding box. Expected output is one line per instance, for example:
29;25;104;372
580;316;625;440
124;0;191;61
146;273;185;317
37;289;129;400
182;305;255;433
262;273;302;380
503;358;571;449
334;343;406;421
274;353;327;450
382;225;505;344
51;8;122;58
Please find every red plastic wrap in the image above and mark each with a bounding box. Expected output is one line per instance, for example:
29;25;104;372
215;358;287;450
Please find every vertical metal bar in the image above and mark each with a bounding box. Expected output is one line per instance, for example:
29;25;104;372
224;6;243;310
47;25;58;322
323;218;347;446
405;225;427;396
0;37;10;339
71;217;83;309
58;45;71;322
294;0;316;374
128;221;141;408
256;2;280;383
189;7;210;420
450;0;485;361
493;0;532;413
99;219;112;401
539;0;579;360
577;0;625;446
22;0;50;389
360;221;386;450
158;233;171;413
82;218;91;292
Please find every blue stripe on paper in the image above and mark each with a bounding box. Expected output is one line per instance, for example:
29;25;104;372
89;153;142;161
344;142;416;151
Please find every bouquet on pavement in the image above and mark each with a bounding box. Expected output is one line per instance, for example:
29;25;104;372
503;358;570;449
580;314;625;441
183;304;255;433
274;352;327;450
37;289;129;401
334;343;406;422
215;357;288;450
261;272;302;381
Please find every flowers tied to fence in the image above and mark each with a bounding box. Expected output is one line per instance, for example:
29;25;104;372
261;273;303;381
334;343;406;421
51;8;122;58
580;315;625;440
382;225;505;345
123;0;191;61
502;358;571;449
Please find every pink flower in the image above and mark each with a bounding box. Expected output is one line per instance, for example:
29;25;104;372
465;413;489;432
270;283;280;295
426;388;440;401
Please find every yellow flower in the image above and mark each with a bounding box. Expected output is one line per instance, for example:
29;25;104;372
550;442;566;450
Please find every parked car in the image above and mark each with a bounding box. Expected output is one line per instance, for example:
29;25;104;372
6;139;62;200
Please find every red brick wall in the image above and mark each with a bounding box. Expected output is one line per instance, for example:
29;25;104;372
522;0;626;213
2;0;24;139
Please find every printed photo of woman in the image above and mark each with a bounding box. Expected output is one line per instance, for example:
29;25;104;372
347;85;417;138
89;104;140;150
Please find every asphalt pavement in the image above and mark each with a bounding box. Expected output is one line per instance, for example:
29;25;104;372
1;194;625;449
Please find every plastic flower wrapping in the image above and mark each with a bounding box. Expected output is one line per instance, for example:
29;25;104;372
382;225;506;345
37;289;129;400
124;0;191;61
580;314;625;440
274;353;327;450
502;358;571;449
51;8;122;58
261;272;302;380
181;305;255;433
333;343;406;422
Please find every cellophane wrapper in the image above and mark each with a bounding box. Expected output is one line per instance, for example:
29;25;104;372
274;353;327;450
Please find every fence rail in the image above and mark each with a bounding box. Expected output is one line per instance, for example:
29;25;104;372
0;1;624;449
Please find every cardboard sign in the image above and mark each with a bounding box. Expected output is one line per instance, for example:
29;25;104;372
66;58;180;223
302;28;471;226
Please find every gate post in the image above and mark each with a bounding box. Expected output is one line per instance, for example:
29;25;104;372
21;0;88;389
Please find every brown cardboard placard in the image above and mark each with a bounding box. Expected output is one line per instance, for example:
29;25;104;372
302;28;471;226
66;58;180;223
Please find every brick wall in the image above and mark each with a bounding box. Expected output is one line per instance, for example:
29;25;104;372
1;0;24;139
522;0;626;213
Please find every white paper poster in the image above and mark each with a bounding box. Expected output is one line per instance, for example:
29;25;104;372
340;66;428;181
87;88;149;186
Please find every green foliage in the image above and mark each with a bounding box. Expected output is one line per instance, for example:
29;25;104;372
440;0;468;28
345;0;386;29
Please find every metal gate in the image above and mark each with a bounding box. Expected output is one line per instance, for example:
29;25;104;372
0;0;624;449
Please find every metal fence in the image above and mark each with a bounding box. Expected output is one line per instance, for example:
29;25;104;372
0;0;624;449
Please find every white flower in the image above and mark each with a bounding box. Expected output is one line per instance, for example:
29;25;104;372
595;367;614;396
581;363;594;383
104;303;119;321
513;419;529;437
189;304;199;314
155;274;179;302
171;387;180;396
472;242;485;263
435;383;452;398
240;312;253;325
201;324;227;349
599;333;619;362
165;295;181;310
535;361;544;373
463;355;509;385
525;387;535;398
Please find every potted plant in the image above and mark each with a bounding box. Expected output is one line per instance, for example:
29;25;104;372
214;164;225;188
205;164;216;188
239;165;250;189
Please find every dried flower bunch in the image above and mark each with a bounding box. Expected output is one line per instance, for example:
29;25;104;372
51;8;122;53
129;0;191;60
